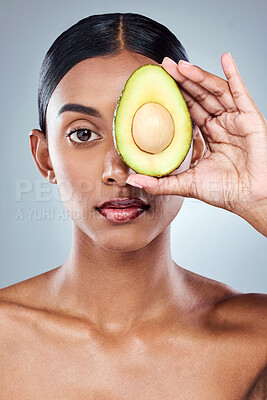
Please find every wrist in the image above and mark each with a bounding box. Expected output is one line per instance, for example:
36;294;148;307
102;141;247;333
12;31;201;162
237;199;267;237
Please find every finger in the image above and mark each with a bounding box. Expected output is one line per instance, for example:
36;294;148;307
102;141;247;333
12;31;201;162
126;169;199;198
221;52;258;113
173;58;238;113
179;88;229;149
178;86;214;137
162;57;228;116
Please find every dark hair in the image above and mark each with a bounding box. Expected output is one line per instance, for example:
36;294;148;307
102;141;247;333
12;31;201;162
38;12;189;137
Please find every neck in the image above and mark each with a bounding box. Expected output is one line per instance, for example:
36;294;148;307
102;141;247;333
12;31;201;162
52;223;183;335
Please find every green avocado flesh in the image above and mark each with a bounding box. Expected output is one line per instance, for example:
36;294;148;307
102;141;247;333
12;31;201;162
112;64;193;177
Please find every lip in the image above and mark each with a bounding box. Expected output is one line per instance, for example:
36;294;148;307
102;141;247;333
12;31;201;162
96;197;149;209
95;197;150;223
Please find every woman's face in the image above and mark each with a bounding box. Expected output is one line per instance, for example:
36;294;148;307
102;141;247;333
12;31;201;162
45;50;191;251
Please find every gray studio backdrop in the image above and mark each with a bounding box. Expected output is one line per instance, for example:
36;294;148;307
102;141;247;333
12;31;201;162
0;0;266;292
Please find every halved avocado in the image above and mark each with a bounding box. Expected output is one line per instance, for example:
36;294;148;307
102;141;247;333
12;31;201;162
112;64;193;177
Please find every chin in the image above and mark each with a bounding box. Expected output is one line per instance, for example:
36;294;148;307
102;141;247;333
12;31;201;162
95;231;154;252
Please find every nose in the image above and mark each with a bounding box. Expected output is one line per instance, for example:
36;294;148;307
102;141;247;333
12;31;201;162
101;139;132;186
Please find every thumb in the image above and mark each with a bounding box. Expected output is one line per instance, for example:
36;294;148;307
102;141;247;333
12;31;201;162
126;170;198;198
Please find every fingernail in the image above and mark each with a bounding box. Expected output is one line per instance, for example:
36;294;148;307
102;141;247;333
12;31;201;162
179;60;191;66
163;57;177;65
227;52;233;58
126;179;143;189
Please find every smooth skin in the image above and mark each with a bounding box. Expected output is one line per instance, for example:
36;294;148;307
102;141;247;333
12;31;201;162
0;50;266;399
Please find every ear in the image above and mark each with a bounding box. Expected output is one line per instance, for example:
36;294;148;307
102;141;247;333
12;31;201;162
29;129;57;184
190;124;207;168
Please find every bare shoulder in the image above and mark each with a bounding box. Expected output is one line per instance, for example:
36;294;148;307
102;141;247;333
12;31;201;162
0;267;67;362
183;266;267;334
0;266;60;308
182;266;267;356
0;266;61;335
212;291;267;336
189;271;267;395
0;273;39;318
208;287;267;379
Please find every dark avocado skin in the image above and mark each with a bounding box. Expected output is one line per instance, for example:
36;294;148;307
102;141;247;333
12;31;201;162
112;64;193;178
112;91;124;161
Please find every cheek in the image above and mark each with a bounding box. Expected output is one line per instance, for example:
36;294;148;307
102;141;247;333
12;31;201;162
56;171;96;208
162;196;184;222
49;142;101;208
149;196;184;227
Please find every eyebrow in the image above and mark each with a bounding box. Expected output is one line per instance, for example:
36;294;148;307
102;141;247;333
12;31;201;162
57;103;102;118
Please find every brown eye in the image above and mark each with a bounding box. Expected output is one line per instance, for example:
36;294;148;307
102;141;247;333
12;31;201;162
77;128;91;141
66;128;100;144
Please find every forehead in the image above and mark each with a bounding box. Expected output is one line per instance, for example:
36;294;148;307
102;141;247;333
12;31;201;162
46;51;159;120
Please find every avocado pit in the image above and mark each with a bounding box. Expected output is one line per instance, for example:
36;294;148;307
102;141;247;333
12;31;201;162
131;102;174;154
112;64;193;177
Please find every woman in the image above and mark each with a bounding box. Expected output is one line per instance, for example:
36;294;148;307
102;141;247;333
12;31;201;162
0;12;266;399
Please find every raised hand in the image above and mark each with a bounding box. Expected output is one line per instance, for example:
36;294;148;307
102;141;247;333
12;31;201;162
126;53;267;235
